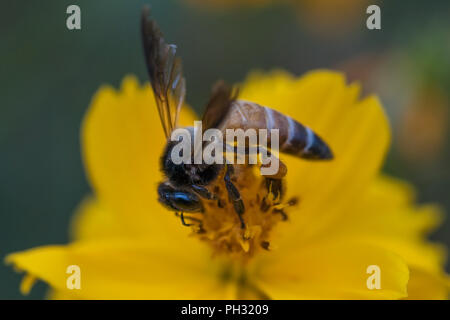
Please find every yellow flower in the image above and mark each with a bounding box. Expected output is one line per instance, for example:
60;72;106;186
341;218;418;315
5;70;449;299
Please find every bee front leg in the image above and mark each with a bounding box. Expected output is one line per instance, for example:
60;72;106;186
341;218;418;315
179;212;204;231
224;164;246;229
191;185;216;200
179;212;191;226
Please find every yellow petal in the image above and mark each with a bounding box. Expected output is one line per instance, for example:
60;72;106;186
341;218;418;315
47;290;77;300
322;175;446;273
19;274;37;295
240;70;390;240
70;196;196;256
354;175;443;237
69;197;125;241
5;238;232;299
81;76;196;236
405;268;449;300
253;240;409;299
314;175;448;299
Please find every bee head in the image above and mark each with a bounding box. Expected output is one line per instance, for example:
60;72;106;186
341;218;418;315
161;140;222;187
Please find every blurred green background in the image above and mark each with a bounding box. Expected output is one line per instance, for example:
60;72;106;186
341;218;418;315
1;0;449;299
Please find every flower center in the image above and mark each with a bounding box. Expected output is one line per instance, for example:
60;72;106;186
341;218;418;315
218;262;270;299
179;165;298;260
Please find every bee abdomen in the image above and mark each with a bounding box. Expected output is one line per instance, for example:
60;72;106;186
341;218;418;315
222;100;333;160
279;113;333;160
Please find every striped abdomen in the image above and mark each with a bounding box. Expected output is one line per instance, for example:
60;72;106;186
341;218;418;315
218;100;333;160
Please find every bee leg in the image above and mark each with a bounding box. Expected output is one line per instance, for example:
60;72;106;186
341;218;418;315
224;164;246;229
261;178;285;211
260;157;287;180
180;212;192;226
266;178;284;201
260;158;286;211
180;212;203;228
191;185;216;200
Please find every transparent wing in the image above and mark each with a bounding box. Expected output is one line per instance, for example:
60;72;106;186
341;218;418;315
141;6;186;138
201;80;237;132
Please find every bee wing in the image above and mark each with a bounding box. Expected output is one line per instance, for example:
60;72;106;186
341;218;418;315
141;6;186;138
202;80;237;132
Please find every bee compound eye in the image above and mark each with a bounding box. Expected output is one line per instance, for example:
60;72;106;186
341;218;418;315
171;191;202;212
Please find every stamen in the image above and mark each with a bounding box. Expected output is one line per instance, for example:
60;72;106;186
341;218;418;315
260;241;271;250
176;166;299;258
272;208;288;221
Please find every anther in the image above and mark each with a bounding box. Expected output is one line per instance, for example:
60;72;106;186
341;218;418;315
217;199;226;208
272;208;288;221
287;197;299;206
261;241;271;250
260;198;270;212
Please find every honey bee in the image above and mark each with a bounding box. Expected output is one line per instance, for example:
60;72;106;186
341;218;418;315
141;7;333;229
